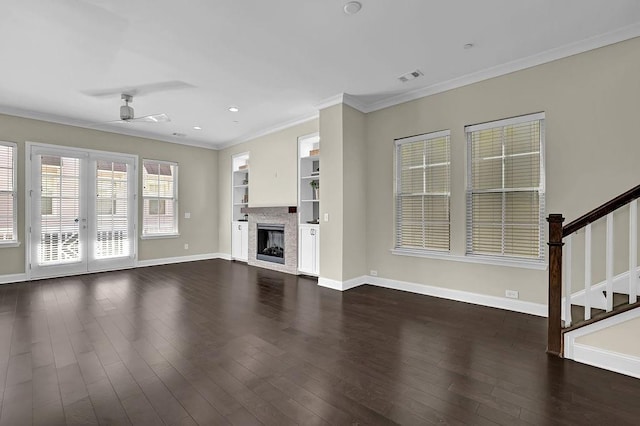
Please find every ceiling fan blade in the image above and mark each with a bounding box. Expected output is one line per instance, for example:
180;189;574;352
129;113;170;123
81;81;194;98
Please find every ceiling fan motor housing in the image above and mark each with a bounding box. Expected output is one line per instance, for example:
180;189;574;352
120;105;134;120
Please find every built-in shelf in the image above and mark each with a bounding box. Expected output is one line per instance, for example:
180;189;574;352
232;152;250;262
232;152;250;221
298;133;320;276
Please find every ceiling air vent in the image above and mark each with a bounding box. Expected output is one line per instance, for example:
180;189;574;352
398;69;423;83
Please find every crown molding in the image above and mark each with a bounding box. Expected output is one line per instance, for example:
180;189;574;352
314;93;368;113
218;112;319;150
361;22;640;113
3;24;639;151
0;105;219;150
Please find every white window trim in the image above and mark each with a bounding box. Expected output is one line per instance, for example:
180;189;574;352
390;248;547;270
141;159;179;238
465;112;546;261
0;141;18;247
394;129;451;252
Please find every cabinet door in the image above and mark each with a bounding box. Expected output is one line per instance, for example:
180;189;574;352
231;222;242;259
313;227;320;275
240;222;249;261
299;226;316;274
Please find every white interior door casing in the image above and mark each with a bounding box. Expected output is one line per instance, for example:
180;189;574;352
28;144;137;279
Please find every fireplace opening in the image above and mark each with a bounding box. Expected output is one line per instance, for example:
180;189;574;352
257;223;285;264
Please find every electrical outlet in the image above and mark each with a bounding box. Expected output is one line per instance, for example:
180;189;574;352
323;213;329;222
505;290;519;299
370;270;378;277
184;212;191;219
184;243;189;250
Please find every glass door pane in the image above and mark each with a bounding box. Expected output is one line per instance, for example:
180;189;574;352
95;160;130;259
39;155;82;264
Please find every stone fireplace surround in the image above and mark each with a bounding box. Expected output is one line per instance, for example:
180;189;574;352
241;206;298;274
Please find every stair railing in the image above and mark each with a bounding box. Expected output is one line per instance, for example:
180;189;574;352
547;184;640;356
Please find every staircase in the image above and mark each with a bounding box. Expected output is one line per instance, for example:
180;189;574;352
547;184;640;377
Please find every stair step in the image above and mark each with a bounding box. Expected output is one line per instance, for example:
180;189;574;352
563;294;640;333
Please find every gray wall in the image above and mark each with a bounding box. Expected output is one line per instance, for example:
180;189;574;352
0;114;218;275
217;119;319;255
365;37;640;304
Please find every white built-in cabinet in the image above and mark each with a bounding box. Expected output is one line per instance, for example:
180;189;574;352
231;221;248;261
298;224;319;275
298;133;320;276
231;152;250;262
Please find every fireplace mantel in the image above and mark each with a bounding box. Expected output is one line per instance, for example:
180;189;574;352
241;206;297;214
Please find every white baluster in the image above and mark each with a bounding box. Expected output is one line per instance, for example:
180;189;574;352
585;224;592;321
564;235;573;327
630;200;638;304
606;213;614;312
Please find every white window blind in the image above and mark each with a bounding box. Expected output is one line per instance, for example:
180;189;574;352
142;159;178;236
466;113;545;260
395;130;450;251
95;160;130;258
0;142;17;244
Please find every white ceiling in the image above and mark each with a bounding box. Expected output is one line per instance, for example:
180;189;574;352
1;0;640;149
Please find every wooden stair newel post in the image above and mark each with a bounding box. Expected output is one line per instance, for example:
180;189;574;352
547;214;564;356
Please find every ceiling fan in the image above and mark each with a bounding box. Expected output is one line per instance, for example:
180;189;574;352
109;93;170;123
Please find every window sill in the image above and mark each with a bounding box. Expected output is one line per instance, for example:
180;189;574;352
391;248;547;270
140;233;180;240
0;241;21;248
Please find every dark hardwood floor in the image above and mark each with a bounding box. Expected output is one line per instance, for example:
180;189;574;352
1;259;639;425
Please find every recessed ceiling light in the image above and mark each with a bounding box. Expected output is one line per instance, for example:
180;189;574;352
344;1;362;15
228;106;239;112
193;126;202;130
464;43;474;50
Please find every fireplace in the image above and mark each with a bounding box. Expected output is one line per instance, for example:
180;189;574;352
257;223;285;264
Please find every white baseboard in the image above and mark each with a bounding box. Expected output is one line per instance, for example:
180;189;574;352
317;274;546;317
218;253;232;261
136;253;224;267
0;273;28;285
318;275;368;291
368;276;547;317
572;343;640;379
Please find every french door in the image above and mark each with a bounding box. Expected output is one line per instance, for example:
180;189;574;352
29;145;137;279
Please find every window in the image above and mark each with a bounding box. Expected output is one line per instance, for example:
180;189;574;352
466;113;545;260
394;130;450;252
142;160;178;237
0;142;17;245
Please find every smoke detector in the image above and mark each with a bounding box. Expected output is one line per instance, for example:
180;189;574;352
344;1;362;15
398;69;423;83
